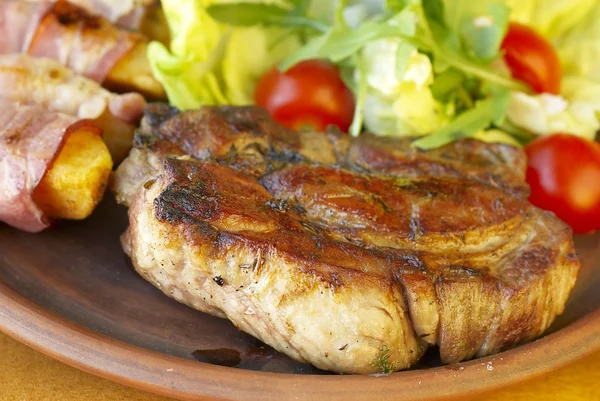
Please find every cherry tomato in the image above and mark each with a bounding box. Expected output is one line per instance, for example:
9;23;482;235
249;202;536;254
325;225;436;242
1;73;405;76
254;59;355;132
525;134;600;234
501;22;562;94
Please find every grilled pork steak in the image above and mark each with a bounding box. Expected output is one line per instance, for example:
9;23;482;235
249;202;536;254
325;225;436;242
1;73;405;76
113;103;579;374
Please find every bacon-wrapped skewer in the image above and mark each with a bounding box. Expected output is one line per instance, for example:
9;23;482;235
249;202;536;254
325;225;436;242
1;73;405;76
0;0;165;98
31;0;155;30
0;54;147;232
0;54;146;161
0;101;110;232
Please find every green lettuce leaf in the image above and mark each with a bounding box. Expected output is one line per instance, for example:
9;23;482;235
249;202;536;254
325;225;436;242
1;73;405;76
412;87;510;149
205;1;329;32
555;2;600;83
147;0;300;110
280;8;417;70
506;0;597;42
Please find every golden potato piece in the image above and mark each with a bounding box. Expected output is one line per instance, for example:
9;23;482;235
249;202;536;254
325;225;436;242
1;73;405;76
93;110;136;164
105;43;166;101
139;5;170;46
33;127;113;220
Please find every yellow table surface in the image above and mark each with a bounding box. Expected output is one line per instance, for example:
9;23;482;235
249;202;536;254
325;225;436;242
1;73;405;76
1;331;598;401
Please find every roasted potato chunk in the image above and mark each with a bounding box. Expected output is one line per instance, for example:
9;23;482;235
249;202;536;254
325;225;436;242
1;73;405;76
106;43;166;100
33;127;113;220
93;111;136;164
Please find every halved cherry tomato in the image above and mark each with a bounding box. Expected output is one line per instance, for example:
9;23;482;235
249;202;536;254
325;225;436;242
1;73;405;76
525;134;600;234
254;59;355;132
501;22;562;94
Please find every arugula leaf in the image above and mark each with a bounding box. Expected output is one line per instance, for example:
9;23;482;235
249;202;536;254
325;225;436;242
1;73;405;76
412;87;510;149
279;34;329;70
422;0;445;27
280;23;395;69
280;9;417;70
286;0;310;10
206;3;328;33
430;69;464;100
420;34;529;92
385;0;410;11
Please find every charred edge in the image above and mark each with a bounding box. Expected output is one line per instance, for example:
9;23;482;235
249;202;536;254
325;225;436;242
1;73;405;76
328;272;343;288
373;194;392;212
133;130;157;148
443;265;483;278
143;103;180;129
153;183;218;222
229;119;263;136
213;276;225;286
401;254;428;273
293;202;307;216
300;221;320;236
153;187;220;243
212;105;270;136
241;143;267;158
265;198;288;212
343;234;365;247
266;147;308;166
566;252;579;262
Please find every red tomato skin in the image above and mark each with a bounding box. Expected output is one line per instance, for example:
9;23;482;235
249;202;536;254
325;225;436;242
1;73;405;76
501;22;562;94
254;59;355;132
525;134;600;234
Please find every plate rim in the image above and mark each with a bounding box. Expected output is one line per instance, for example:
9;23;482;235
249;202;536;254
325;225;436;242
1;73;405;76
1;278;599;401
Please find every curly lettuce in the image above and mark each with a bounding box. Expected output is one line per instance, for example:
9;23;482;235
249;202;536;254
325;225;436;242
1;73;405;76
147;0;300;110
360;38;450;136
506;0;597;41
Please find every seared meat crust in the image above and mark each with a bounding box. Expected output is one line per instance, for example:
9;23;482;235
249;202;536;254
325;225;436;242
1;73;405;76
114;103;579;374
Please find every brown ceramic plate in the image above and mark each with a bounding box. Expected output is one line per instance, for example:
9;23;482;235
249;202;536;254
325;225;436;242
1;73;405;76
0;197;599;401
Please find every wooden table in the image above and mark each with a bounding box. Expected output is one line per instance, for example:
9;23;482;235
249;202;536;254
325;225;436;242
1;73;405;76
1;332;598;401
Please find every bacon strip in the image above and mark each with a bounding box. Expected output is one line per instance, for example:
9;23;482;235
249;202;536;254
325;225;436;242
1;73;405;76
0;0;143;83
75;0;153;30
26;0;142;82
0;101;100;232
0;54;145;123
0;0;52;53
23;0;153;30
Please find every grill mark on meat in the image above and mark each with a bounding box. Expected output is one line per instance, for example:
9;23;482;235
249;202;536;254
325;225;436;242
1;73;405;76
133;105;528;197
401;255;428;273
265;198;289;212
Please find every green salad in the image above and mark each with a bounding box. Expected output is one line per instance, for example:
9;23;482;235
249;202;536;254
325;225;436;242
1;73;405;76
147;0;600;149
